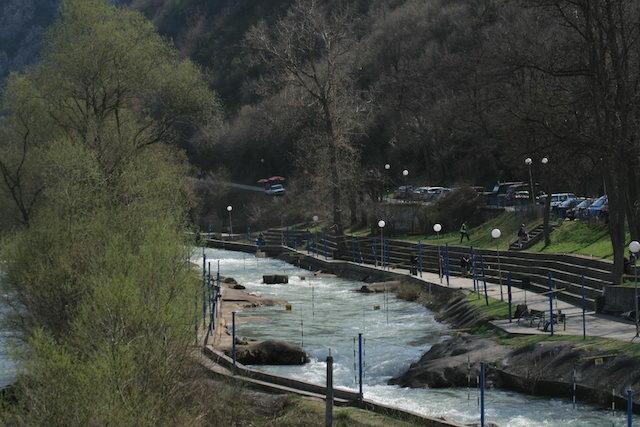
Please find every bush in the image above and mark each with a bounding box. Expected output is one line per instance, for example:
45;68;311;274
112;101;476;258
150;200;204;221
396;283;422;301
417;187;482;233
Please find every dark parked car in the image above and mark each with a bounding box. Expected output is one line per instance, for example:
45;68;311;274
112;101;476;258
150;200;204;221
486;182;525;206
586;195;608;220
566;198;594;221
556;197;585;218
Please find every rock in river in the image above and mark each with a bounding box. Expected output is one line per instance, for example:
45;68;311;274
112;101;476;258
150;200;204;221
263;274;289;284
389;335;510;388
234;339;309;365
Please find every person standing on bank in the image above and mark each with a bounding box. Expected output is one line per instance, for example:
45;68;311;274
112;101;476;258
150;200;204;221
459;222;470;243
517;224;528;248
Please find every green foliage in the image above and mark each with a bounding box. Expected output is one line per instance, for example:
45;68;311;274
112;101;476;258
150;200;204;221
464;294;510;320
0;0;215;424
416;187;483;233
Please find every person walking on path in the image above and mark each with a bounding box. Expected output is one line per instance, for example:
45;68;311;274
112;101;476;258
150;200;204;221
460;255;470;276
459;222;470;243
517;224;528;248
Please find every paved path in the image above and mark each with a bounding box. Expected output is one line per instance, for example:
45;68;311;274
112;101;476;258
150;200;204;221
300;249;640;343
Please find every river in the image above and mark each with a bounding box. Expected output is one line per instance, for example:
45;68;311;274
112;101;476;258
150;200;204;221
200;246;637;427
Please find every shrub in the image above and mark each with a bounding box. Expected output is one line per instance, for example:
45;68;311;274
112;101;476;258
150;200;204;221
417;187;482;233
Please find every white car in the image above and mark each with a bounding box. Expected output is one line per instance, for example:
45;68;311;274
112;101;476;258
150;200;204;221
550;193;576;208
265;184;286;196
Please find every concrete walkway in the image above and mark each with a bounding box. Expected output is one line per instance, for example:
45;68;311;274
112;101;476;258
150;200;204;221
301;249;640;343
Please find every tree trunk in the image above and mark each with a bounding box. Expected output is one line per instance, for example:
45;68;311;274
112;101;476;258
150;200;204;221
605;168;627;284
349;189;357;227
358;191;367;225
627;167;640;242
322;100;343;235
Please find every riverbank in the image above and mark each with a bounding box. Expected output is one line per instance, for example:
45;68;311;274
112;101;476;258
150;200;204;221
394;288;640;412
197;248;464;427
206;276;314;366
201;241;640;424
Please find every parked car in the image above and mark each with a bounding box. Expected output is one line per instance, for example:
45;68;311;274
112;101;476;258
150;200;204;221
265;184;286;196
513;190;530;200
549;193;577;209
395;186;415;199
486;182;525;206
566;198;594;221
505;184;531;203
426;187;452;200
586;195;608;220
556;197;585;218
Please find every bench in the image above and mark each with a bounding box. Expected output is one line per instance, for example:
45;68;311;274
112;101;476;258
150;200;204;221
518;309;546;328
543;312;567;332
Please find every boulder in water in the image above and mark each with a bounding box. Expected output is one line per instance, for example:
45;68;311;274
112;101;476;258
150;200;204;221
233;284;246;290
223;277;238;284
263;274;288;284
389;335;510;388
234;339;309;365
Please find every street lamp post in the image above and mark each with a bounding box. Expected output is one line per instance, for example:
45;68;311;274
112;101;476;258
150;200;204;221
378;220;386;269
433;223;442;239
630;241;640;338
226;205;233;239
525;158;534;205
492;228;504;301
383;163;391;200
434;223;443;284
312;215;319;254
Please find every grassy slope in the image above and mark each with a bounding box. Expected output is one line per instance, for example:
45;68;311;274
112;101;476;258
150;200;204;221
494;334;640;358
464;294;510;319
394;213;539;251
528;220;616;259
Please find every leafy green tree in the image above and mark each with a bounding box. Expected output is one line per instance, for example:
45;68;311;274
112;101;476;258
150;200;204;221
0;0;218;423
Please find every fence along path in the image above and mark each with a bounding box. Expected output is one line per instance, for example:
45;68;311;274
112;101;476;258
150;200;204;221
261;229;613;311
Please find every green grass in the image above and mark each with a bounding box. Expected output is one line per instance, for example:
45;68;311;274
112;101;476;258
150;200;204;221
527;221;616;259
464;293;510;319
392;213;539;251
494;334;640;358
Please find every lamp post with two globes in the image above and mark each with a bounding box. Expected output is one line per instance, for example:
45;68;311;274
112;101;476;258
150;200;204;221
525;158;535;205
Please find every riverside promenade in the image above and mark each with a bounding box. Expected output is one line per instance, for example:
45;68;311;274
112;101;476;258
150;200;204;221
225;238;640;344
399;265;638;341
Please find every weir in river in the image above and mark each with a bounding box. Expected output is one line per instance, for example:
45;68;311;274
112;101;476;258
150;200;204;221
201;246;638;427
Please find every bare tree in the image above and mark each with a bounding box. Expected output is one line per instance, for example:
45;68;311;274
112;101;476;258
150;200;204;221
246;0;365;234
